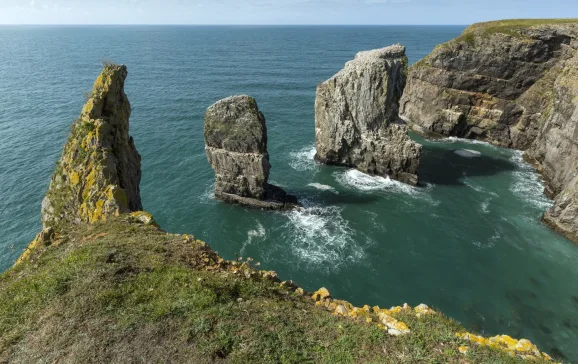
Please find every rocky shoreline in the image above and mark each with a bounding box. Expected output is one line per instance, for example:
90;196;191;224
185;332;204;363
400;19;578;243
6;19;578;362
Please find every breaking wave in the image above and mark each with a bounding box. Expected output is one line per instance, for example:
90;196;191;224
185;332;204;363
307;183;339;194
454;149;482;158
281;199;367;271
289;145;317;172
241;221;267;256
509;151;553;211
335;169;417;194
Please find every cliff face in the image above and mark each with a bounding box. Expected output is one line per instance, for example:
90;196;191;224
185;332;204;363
315;44;422;186
41;65;142;229
204;95;298;210
3;63;557;363
400;20;578;242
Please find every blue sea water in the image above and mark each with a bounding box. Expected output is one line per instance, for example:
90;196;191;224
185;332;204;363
1;25;578;361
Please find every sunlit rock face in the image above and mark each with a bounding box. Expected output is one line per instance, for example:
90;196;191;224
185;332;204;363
41;64;142;229
204;95;299;210
400;20;578;242
315;44;421;186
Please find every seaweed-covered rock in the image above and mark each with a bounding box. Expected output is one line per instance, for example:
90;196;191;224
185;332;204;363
204;95;299;210
315;44;421;186
41;64;142;229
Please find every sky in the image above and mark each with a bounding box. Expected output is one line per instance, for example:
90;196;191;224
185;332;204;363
0;0;577;25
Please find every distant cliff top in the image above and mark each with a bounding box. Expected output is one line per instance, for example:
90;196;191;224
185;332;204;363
455;18;578;43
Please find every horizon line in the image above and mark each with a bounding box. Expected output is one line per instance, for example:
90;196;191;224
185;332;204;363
0;23;469;26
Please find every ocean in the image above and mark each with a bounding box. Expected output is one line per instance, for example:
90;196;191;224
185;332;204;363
1;25;577;361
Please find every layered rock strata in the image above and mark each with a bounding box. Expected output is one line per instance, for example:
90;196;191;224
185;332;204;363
41;64;142;229
204;95;299;210
399;20;578;242
315;44;422;186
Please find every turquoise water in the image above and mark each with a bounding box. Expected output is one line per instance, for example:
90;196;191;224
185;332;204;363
1;26;578;361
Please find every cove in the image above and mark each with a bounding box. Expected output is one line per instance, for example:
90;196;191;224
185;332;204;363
1;25;577;361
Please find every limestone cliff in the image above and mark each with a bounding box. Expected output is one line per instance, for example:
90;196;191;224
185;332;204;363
4;64;557;363
315;44;422;186
41;64;142;229
400;19;578;242
204;95;298;210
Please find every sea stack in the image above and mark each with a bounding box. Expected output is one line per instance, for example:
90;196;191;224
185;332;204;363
314;44;421;186
41;64;142;229
204;95;299;210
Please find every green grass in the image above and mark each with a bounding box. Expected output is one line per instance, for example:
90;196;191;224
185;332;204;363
455;18;578;43
0;218;552;363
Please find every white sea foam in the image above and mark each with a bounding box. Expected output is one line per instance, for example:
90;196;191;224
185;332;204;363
335;169;417;194
289;145;317;171
481;199;491;214
282;199;367;270
454;149;482;158
199;183;216;204
443;136;494;147
241;221;266;255
473;231;500;249
509;151;553;210
307;183;339;194
462;175;485;193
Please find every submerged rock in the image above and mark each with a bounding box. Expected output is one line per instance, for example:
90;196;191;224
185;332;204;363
314;44;421;186
204;95;299;210
41;64;142;229
399;20;578;242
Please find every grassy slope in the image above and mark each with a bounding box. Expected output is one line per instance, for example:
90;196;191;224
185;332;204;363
0;217;549;363
456;18;578;43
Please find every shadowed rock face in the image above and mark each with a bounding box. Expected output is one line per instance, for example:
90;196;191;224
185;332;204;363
400;20;578;243
204;95;299;210
41;64;142;229
315;44;422;186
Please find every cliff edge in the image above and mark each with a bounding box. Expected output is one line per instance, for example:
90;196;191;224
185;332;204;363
1;65;556;363
400;19;578;243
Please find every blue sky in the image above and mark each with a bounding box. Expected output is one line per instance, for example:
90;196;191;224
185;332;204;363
0;0;577;25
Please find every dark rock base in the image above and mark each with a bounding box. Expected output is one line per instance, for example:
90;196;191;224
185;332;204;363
216;184;300;211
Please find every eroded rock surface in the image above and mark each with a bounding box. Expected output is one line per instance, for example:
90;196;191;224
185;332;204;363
41;64;142;229
315;44;421;186
204;95;298;210
400;20;578;242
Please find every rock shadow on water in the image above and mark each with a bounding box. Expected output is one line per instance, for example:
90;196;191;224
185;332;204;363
291;187;380;206
417;146;517;186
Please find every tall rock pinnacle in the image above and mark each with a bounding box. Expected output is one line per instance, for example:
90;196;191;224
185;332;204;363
204;95;299;210
314;44;422;186
41;64;142;229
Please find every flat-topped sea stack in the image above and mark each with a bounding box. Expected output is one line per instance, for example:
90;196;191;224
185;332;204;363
314;44;422;186
399;19;578;242
204;95;299;210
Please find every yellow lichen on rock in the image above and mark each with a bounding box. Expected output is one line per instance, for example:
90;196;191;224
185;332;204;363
456;332;555;361
14;227;56;266
40;63;142;230
378;311;411;336
312;287;331;301
130;211;156;226
414;303;436;317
